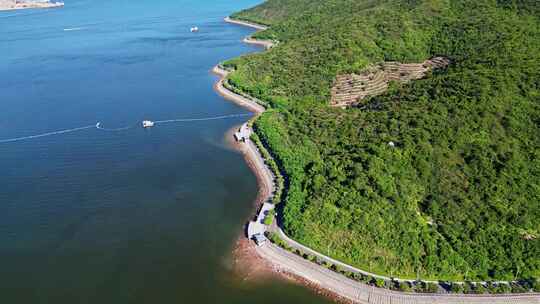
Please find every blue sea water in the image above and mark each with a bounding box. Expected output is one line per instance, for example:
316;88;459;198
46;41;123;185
0;1;332;303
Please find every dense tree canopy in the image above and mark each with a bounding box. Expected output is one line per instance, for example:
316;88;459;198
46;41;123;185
228;0;540;281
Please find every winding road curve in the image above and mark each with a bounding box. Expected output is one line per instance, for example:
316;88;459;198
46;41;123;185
217;16;540;304
257;243;540;304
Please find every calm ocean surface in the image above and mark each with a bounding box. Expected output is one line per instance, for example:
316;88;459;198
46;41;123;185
0;1;331;303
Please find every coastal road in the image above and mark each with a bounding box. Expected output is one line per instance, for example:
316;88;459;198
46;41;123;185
213;66;265;114
257;243;540;304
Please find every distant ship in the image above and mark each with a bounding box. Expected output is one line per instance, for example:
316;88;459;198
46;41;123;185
142;120;155;128
190;26;199;33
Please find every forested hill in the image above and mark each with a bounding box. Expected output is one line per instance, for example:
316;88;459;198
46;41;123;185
228;0;540;282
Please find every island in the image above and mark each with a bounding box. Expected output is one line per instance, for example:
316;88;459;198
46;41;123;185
218;0;540;301
0;0;63;11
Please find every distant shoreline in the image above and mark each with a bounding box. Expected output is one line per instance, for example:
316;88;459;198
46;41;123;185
223;17;275;50
0;0;64;11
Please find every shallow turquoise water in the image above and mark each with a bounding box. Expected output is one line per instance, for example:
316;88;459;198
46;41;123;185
0;1;332;303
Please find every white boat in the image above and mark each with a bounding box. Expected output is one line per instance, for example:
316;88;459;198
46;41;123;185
142;120;155;128
190;26;199;32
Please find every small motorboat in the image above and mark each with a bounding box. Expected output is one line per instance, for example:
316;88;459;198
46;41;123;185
190;26;199;33
142;120;155;128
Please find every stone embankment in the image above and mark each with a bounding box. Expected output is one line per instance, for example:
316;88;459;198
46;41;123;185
224;17;276;49
224;17;268;31
331;57;450;107
243;37;275;50
213;65;265;114
257;243;540;304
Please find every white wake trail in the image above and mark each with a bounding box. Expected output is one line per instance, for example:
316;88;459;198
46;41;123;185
0;113;251;144
0;125;96;144
154;113;251;124
95;122;135;131
63;27;86;32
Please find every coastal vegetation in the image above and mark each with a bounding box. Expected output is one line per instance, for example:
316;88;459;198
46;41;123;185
250;131;285;204
266;231;540;293
228;0;540;283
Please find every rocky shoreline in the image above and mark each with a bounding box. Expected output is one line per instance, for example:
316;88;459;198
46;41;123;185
0;0;64;11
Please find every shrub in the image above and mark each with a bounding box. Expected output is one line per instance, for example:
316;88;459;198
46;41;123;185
388;280;399;291
375;278;386;288
463;282;473;294
352;273;365;282
426;282;439;293
362;275;372;283
511;283;527;293
475;283;486;294
533;278;540;292
496;283;511;294
450;283;463;293
263;214;273;225
486;281;496;293
398;281;411;292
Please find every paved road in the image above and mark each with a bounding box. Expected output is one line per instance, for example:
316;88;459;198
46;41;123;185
212;66;265;114
257;243;540;304
224;17;268;31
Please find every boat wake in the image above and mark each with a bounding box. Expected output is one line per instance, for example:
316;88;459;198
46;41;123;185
0;125;96;144
95;122;135;131
0;113;251;144
154;113;250;124
63;27;86;31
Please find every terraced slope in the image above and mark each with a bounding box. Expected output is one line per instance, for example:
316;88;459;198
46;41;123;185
331;57;450;107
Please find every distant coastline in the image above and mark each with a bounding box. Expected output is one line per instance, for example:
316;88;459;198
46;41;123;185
0;0;64;11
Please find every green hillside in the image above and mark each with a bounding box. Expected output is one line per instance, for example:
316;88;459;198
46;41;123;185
228;0;540;281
